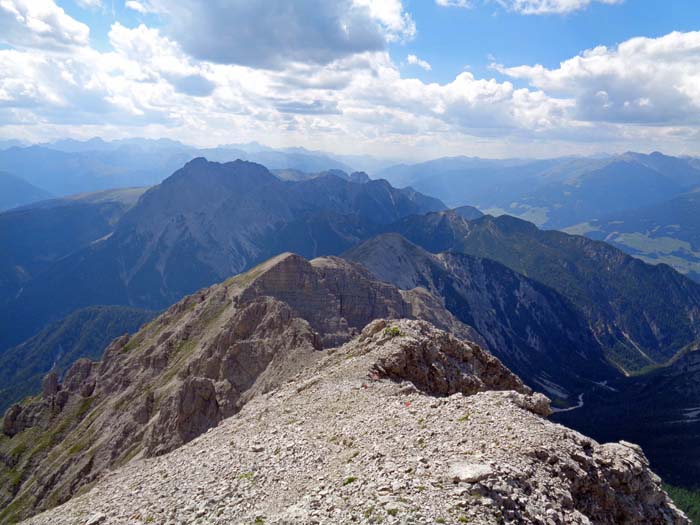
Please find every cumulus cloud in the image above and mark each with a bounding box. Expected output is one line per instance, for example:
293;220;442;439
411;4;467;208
0;0;90;50
407;54;432;71
495;0;623;15
494;31;700;124
352;0;416;41
137;0;414;69
0;12;699;158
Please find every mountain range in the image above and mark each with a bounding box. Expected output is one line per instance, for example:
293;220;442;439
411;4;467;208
380;210;700;374
4;158;700;384
0;138;361;201
3;138;699;287
377;152;700;281
377;152;700;230
5;158;700;380
0;172;51;212
3;154;700;519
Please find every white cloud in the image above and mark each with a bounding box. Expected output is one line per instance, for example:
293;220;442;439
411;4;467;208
494;31;700;125
75;0;101;8
0;0;90;50
352;0;416;41
0;16;699;159
137;0;414;69
435;0;472;7
407;54;432;71
124;1;152;14
496;0;623;15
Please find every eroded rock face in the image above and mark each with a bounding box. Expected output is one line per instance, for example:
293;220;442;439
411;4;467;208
41;373;59;398
241;254;412;347
1;405;23;438
148;377;220;456
25;320;688;525
361;319;528;399
62;359;97;397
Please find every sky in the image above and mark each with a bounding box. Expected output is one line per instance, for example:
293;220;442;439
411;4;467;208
1;0;699;160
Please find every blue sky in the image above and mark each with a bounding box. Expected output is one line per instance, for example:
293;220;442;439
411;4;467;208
1;0;699;159
397;0;700;83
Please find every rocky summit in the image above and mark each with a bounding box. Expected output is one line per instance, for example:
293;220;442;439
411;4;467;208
0;252;473;522
24;319;687;524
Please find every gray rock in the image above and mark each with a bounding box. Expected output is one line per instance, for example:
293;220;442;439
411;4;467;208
447;462;493;483
84;514;106;525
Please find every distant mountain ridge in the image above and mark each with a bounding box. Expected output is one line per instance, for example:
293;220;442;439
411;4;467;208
0;172;52;212
566;189;700;283
0;139;362;197
0;306;155;413
377;151;700;230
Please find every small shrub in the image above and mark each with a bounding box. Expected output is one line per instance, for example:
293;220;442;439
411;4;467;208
343;476;358;486
384;326;402;338
387;508;398;516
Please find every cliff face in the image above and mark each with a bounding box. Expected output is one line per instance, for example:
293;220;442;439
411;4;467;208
0;253;472;522
25;320;688;525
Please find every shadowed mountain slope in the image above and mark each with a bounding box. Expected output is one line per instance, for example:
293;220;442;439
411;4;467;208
0;188;148;305
0;306;155;414
344;233;616;400
0;173;51;212
383;211;700;374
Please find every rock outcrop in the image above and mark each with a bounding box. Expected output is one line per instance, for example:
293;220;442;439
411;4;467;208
25;320;688;525
0;253;473;522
